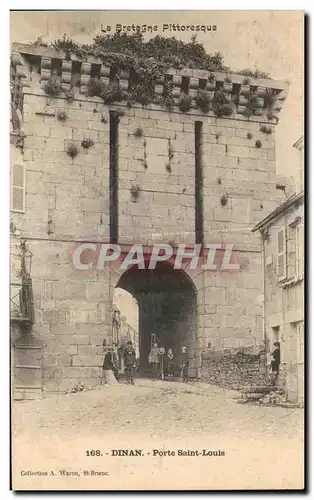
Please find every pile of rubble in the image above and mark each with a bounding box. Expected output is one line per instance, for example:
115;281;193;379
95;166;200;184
238;385;282;404
258;389;288;405
67;382;86;394
237;385;301;408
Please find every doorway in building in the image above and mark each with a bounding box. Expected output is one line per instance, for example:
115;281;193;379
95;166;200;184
112;287;139;371
115;261;198;377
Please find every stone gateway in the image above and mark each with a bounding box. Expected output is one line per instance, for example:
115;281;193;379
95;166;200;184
10;42;289;396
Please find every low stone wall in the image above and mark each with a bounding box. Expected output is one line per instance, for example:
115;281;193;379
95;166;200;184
201;345;268;390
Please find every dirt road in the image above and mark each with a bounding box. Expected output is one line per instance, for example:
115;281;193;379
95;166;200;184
12;379;304;490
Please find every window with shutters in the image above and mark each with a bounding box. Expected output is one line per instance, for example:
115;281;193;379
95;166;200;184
277;227;287;282
296;224;304;278
11;164;25;213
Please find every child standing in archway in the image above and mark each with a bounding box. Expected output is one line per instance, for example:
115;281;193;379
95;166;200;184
123;341;136;385
148;343;160;380
166;348;175;381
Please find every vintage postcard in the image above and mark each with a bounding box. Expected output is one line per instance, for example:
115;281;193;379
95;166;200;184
10;10;304;491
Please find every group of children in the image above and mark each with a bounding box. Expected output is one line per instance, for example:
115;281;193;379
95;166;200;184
148;343;189;382
102;341;189;385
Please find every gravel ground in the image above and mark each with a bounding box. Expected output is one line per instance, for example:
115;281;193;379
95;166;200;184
12;379;304;491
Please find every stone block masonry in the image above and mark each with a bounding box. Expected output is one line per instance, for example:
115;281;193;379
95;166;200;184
201;345;268;390
10;43;289;393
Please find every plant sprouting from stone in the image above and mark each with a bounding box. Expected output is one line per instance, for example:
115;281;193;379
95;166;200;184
238;68;271;79
255;140;262;148
267;110;279;124
162;79;175;110
247;132;253;139
49;32;227;73
212;90;233;117
195;89;212;113
142;139;148;169
66;142;79;158
208;73;216;84
57;109;67;121
43;77;62;96
130;183;141;201
260;124;272;135
221;103;234;116
245;94;264;117
87;77;103;97
65;89;75;102
52;34;85;60
168;140;174;161
101;114;108;124
81;138;94;149
263;89;277;109
178;93;193;113
220;194;228;206
134;126;143;138
165;138;174;173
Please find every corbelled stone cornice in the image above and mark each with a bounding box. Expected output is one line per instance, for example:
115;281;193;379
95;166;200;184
11;42;289;123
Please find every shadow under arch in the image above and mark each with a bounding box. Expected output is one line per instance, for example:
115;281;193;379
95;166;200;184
116;261;198;377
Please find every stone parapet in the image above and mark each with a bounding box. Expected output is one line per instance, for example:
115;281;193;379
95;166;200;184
11;43;288;123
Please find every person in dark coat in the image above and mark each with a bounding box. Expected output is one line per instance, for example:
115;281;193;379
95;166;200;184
123;341;136;385
103;347;119;382
165;348;175;381
148;343;160;380
180;346;189;382
271;342;280;381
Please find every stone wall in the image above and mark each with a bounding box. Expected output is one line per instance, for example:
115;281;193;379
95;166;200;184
201;345;267;390
10;43;289;393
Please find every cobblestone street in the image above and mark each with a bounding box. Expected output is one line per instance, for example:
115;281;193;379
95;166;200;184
12;379;304;490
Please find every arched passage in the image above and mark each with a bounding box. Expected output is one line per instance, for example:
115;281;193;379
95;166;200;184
116;261;198;376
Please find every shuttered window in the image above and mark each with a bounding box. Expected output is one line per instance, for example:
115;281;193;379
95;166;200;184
277;227;287;281
11;164;25;212
296;224;304;277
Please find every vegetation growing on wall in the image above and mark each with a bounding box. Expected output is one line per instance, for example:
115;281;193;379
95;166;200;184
212;90;233;117
178;93;193;113
195;89;212;113
130;183;141;201
33;33;277;119
43;77;62;96
81;138;94;149
142;139;148;169
133;126;143;138
51;33;227;72
57;109;67;121
66;142;79;158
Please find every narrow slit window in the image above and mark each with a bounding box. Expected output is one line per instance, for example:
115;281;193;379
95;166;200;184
109;111;119;243
195;121;204;246
181;76;190;95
